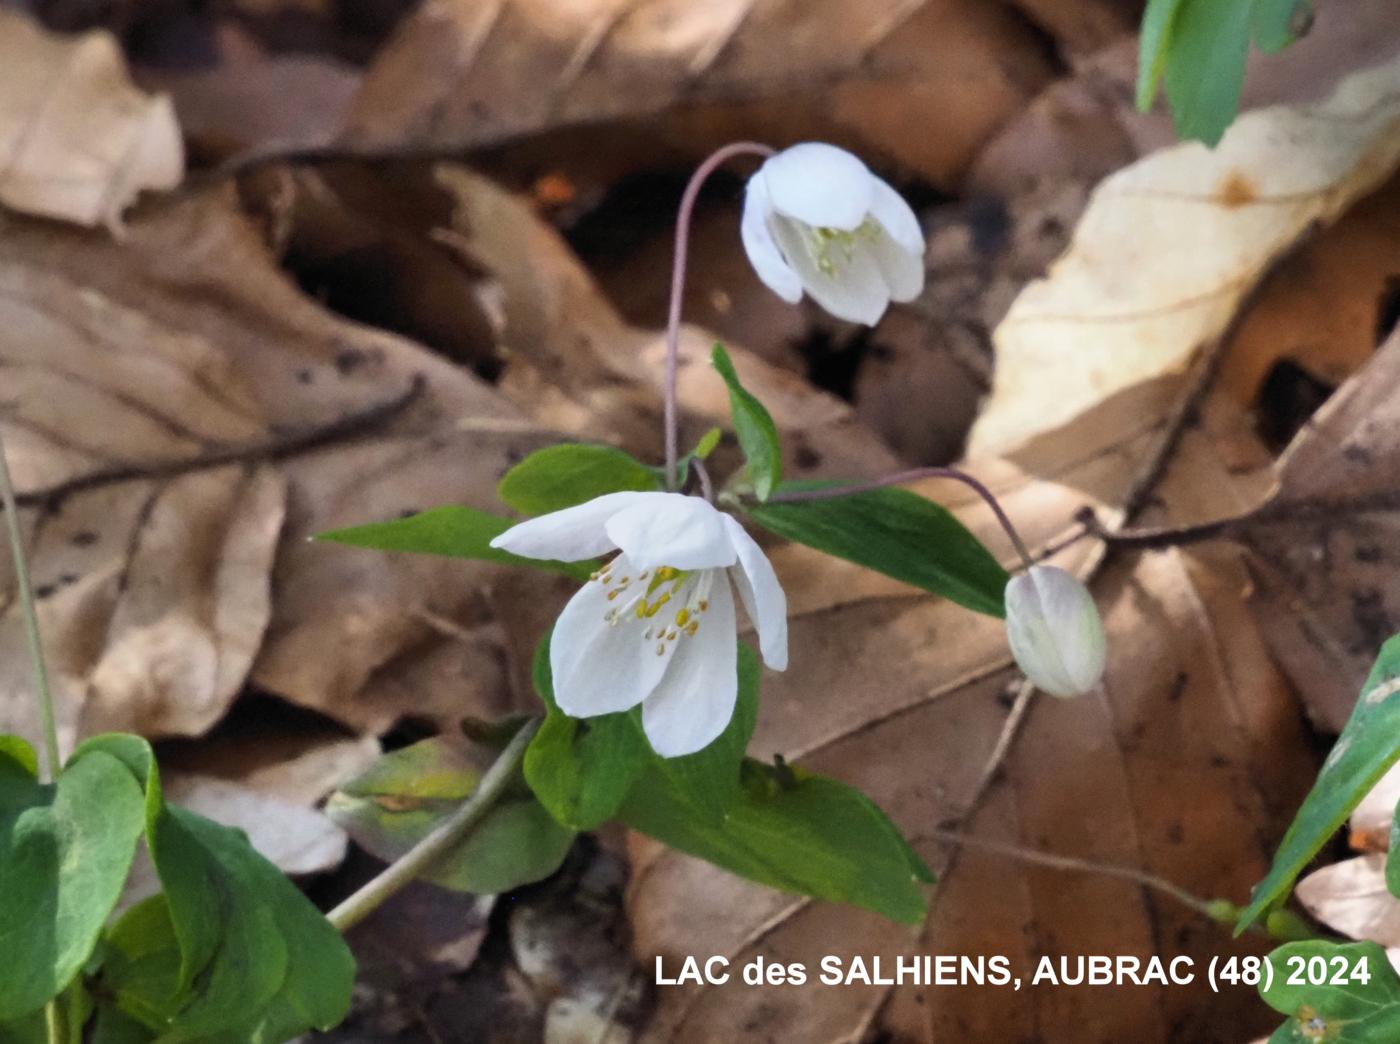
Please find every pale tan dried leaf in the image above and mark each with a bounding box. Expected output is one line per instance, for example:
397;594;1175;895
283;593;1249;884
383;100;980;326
341;0;1061;183
1296;855;1400;949
629;380;1313;1042
0;10;183;228
968;53;1400;458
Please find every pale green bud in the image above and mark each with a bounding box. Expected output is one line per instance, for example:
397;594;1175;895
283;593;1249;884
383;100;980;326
1004;565;1106;698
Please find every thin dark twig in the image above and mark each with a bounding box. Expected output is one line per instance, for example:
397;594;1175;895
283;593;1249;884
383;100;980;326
5;375;426;510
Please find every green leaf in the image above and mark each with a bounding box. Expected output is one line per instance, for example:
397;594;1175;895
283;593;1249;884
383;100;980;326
498;444;662;515
1163;0;1252;146
620;758;931;925
1387;803;1400;899
1261;941;1400;1043
711;344;782;500
524;636;650;830
326;732;575;895
1240;636;1400;930
524;635;760;829
748;482;1009;617
1253;0;1311;53
1135;0;1185;111
0;744;144;1020
316;506;593;580
76;735;354;1042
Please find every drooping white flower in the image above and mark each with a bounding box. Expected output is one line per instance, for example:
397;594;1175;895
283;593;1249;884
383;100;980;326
1004;566;1106;699
490;492;787;757
741;142;925;326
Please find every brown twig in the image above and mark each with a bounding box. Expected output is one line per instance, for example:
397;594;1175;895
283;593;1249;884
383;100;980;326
6;375;425;511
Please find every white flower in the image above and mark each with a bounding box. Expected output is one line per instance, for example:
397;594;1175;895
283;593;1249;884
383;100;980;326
1004;566;1106;699
741;142;925;325
490;492;787;757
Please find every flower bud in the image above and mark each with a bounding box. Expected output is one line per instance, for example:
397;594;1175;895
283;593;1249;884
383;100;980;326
1003;565;1106;698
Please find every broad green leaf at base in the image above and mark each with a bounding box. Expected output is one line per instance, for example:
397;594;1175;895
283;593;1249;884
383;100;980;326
0;739;144;1021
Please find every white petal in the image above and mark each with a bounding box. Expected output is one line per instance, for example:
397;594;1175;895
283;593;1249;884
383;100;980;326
742;175;803;304
760;143;875;231
605;493;736;572
868;177;925;256
550;552;669;716
641;574;738;757
721;515;788;671
770;213;891;326
490;491;652;562
1004;566;1106;699
869;226;925;302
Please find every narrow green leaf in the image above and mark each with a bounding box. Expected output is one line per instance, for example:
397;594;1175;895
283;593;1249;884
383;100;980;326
0;749;144;1021
326;732;575;895
620;759;931;925
1240;636;1400;930
498;444;661;515
749;482;1009;617
1261;941;1400;1043
1136;0;1186;110
0;735;38;777
1162;0;1253;146
711;344;782;500
316;506;594;580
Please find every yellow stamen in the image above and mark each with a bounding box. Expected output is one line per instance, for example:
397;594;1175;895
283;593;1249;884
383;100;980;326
676;608;691;627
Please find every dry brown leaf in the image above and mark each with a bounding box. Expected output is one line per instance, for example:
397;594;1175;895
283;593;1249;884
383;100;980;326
967;51;1400;458
0;184;561;746
627;377;1314;1043
1243;328;1400;731
340;0;1061;184
0;9;183;229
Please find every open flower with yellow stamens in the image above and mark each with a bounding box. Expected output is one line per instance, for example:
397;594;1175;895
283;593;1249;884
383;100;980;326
490;492;787;757
741;142;925;325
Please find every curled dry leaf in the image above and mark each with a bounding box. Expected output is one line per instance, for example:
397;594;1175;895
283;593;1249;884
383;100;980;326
968;52;1400;458
628;377;1314;1042
341;0;1062;184
0;9;183;229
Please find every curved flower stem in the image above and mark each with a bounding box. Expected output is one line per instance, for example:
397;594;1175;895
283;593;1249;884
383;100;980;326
766;466;1036;572
691;457;716;504
0;435;67;1044
0;432;61;780
327;717;540;934
664;141;776;491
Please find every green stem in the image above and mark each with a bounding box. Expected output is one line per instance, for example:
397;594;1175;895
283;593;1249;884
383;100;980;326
327;718;541;934
0;431;61;782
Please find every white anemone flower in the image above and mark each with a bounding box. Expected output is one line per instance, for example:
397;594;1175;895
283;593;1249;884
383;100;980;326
490;492;787;757
741;142;925;326
1003;566;1106;699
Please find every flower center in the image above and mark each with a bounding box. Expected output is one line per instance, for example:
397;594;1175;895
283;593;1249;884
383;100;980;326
591;562;715;659
807;219;880;275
